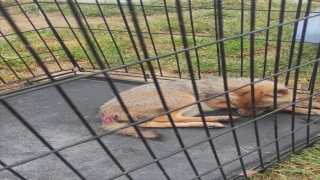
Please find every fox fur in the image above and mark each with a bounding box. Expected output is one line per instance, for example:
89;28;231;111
99;77;320;139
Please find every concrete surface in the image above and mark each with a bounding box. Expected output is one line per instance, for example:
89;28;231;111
1;77;319;180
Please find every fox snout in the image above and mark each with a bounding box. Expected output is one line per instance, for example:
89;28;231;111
100;113;120;125
238;108;265;116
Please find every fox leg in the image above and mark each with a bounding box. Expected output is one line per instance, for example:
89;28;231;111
101;121;160;139
152;106;238;123
100;110;160;139
140;120;226;128
295;100;320;109
277;105;320;115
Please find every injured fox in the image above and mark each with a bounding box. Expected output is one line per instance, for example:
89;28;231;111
99;77;320;139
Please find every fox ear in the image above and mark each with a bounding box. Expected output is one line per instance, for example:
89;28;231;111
266;88;289;97
228;85;251;95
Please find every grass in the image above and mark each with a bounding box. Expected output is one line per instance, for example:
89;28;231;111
1;0;320;178
1;0;318;81
250;142;320;180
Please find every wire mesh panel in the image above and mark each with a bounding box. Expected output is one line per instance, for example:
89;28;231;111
1;0;320;179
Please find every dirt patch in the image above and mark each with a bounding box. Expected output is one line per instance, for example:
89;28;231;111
0;8;109;35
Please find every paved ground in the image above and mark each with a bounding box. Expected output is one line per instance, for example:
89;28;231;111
1;77;319;180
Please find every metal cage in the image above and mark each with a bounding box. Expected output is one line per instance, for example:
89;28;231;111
1;0;320;179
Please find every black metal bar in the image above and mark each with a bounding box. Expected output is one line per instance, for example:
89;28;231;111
32;0;82;71
123;1;172;178
94;0;128;72
284;0;304;86
214;0;247;178
290;0;312;154
272;0;287;162
248;0;265;171
212;0;221;76
54;0;95;70
15;0;63;70
187;0;201;79
121;0;201;177
175;0;227;179
262;0;272;78
74;0;110;68
139;0;163;76
239;0;245;77
162;0;182;79
305;43;320;146
116;0;148;81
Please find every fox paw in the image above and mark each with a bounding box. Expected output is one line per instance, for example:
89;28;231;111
120;128;160;140
227;116;239;121
137;130;162;140
217;116;239;122
206;122;226;128
310;109;320;115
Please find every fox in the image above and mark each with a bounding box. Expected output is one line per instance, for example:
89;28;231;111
99;77;320;139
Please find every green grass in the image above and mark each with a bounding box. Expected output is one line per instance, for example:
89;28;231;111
250;142;320;180
1;0;319;85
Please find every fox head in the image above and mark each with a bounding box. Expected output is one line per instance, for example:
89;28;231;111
229;82;292;116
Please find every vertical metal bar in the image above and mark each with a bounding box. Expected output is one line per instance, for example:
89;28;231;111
0;160;27;180
187;0;201;79
54;0;94;70
214;0;247;177
139;0;163;76
248;0;264;170
0;31;35;77
290;0;312;153
240;0;245;77
15;0;64;70
116;0;148;81
33;0;82;71
73;0;110;68
95;0;128;72
273;0;286;162
213;0;221;76
262;0;273;78
285;0;304;85
163;0;182;78
125;1;175;179
175;0;227;179
305;44;320;146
